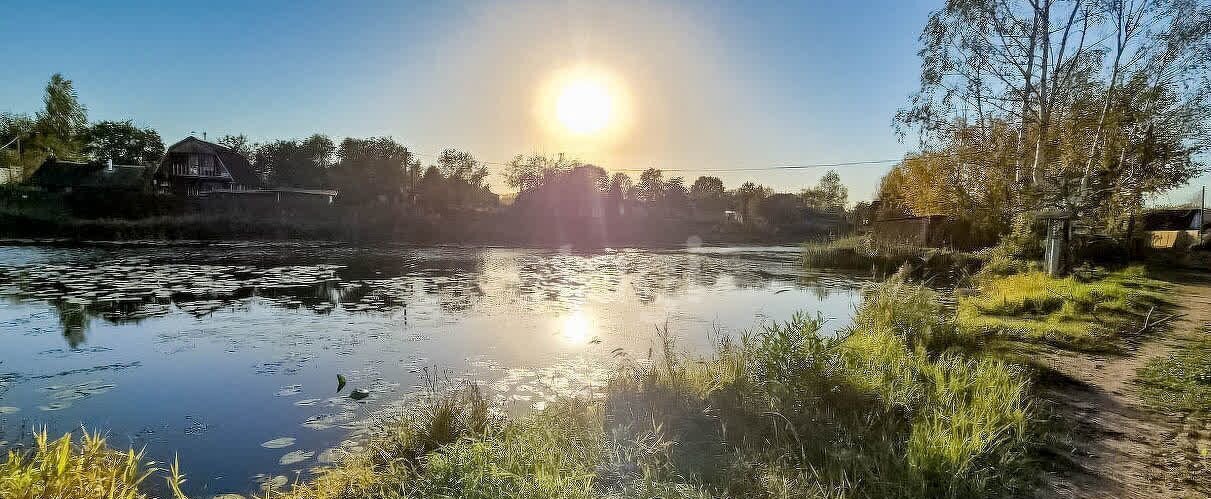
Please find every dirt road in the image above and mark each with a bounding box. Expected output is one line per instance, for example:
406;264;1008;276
1041;270;1211;498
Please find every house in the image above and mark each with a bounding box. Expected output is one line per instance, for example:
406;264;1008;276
154;136;262;196
1142;208;1207;249
26;158;151;193
155;136;338;213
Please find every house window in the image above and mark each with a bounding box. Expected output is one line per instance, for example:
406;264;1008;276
200;155;215;176
189;155;199;175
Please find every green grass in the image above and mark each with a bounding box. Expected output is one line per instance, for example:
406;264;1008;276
0;430;187;499
956;266;1169;352
801;235;982;277
269;277;1035;499
1138;338;1211;416
1;278;1039;499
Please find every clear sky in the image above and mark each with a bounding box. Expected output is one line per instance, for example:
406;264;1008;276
2;0;1207;204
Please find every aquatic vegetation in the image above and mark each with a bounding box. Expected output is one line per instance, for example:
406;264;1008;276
0;430;187;499
801;235;981;277
956;266;1170;351
269;279;1034;499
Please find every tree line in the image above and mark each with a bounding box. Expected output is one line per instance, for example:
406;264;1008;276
2;73;851;228
885;0;1211;242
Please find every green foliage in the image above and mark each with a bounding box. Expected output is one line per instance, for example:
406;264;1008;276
1139;338;1211;416
956;266;1168;351
0;430;186;499
253;134;334;188
800;170;848;212
81;120;164;165
272;280;1032;499
802;235;981;276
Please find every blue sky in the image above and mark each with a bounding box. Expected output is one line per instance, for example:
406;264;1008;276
2;0;1206;203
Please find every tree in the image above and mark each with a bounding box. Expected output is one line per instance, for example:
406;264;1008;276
36;73;88;157
329;137;419;204
759;193;805;226
217;134;257;158
893;0;1211;239
1;74;89;178
663;176;691;217
254;134;334;188
504;153;582;191
436;149;488;188
690;176;725;201
800;170;848;212
81;121;164;165
734;182;773;224
634;168;665;205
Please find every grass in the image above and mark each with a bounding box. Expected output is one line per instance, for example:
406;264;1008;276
956;266;1169;352
0;429;187;499
0;278;1038;499
266;277;1035;499
801;235;982;278
1138;337;1211;416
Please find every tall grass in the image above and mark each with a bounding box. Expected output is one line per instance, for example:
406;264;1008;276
956;266;1169;351
801;235;982;278
0;429;186;499
272;277;1034;499
1;280;1038;499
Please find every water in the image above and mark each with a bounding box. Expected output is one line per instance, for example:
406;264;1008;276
0;242;869;496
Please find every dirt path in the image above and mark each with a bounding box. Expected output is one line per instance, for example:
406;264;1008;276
1040;270;1211;498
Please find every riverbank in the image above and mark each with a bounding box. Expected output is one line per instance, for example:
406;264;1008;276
3;251;1203;498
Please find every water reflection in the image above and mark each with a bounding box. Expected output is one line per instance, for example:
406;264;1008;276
0;244;870;495
559;310;594;345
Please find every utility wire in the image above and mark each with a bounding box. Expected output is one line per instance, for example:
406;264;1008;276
409;148;988;175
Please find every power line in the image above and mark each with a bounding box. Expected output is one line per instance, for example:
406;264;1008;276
409;148;987;175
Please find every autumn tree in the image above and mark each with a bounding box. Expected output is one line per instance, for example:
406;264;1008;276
890;0;1211;239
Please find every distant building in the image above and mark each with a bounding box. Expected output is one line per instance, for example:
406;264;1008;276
154;136;262;196
26;158;150;193
1142;208;1207;249
870;214;953;247
155;136;337;212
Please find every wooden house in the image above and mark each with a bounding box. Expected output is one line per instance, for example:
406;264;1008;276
154;136;262;196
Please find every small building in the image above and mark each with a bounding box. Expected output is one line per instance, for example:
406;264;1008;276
26;158;150;193
870;214;952;247
154;136;262;196
1142;208;1207;249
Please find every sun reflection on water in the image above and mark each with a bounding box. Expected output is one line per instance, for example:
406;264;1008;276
560;310;593;345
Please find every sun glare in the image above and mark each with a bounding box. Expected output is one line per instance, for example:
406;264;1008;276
560;310;593;345
539;65;629;142
556;78;613;135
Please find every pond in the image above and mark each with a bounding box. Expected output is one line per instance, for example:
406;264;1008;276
0;242;870;496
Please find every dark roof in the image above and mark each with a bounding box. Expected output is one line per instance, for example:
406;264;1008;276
159;136;262;187
1143;209;1206;231
27;159;150;189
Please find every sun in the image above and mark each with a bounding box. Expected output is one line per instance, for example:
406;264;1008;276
556;77;614;135
539;65;629;142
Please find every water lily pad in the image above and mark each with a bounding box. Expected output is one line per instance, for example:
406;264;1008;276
316;448;340;464
279;449;314;465
275;384;302;397
260;437;295;449
259;475;288;491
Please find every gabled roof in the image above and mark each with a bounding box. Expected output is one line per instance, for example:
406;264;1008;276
160;136;262;187
27;159;150;189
